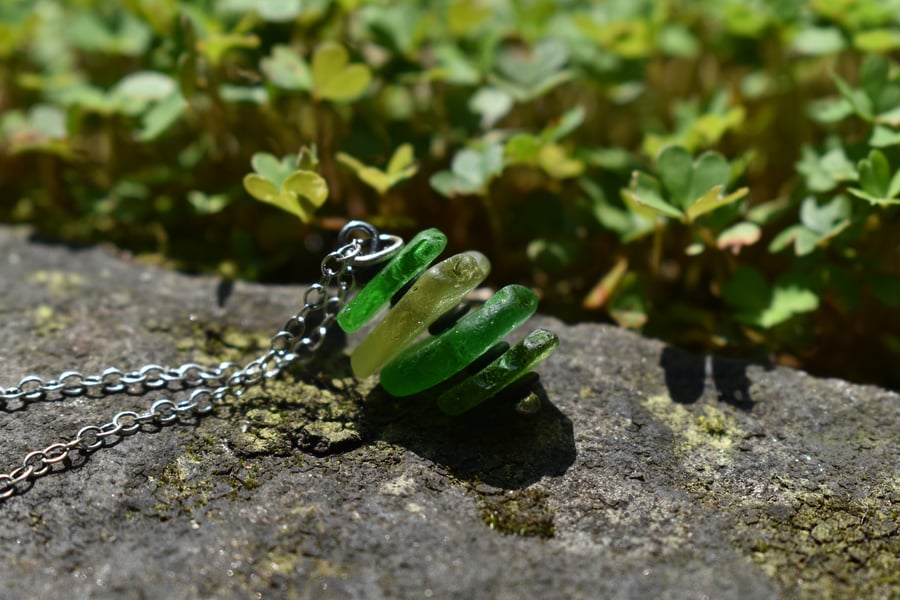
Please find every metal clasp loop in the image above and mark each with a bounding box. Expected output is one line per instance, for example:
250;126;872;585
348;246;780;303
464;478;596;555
337;220;404;266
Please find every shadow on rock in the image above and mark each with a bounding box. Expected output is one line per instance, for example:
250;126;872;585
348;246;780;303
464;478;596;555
660;346;756;410
362;378;576;490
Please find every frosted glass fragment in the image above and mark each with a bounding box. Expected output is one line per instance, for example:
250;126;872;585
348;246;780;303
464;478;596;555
338;228;447;333
437;328;559;415
350;251;490;378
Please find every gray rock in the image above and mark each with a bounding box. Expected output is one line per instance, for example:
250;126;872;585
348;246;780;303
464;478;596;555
0;225;897;599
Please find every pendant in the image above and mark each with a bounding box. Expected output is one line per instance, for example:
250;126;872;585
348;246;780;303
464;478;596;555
337;228;559;414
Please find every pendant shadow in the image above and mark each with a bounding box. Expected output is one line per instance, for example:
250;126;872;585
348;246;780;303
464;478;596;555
659;345;761;410
361;377;576;490
313;328;576;489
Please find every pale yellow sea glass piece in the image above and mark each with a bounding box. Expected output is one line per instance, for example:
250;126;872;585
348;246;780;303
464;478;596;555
350;251;491;378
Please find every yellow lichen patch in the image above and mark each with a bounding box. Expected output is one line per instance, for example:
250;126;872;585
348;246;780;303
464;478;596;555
32;304;74;335
27;270;85;295
380;474;417;496
642;393;744;457
735;475;900;599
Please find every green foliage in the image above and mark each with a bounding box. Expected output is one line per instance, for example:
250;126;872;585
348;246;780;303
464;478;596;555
243;150;328;222
337;144;417;196
3;0;900;388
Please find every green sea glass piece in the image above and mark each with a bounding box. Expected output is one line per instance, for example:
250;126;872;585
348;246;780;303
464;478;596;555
437;328;559;415
337;228;447;333
350;251;491;378
380;285;538;396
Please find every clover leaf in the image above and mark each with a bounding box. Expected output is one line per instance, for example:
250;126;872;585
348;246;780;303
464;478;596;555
769;196;851;255
243;151;328;223
261;45;312;91
828;55;900;147
722;267;819;329
337;143;418;195
430;143;504;197
311;42;372;102
625;145;748;222
848;149;900;206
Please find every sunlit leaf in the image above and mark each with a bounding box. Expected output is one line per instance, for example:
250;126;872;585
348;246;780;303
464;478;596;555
685;185;749;221
717;221;761;254
261;45;312;90
311;42;372;102
626;171;683;219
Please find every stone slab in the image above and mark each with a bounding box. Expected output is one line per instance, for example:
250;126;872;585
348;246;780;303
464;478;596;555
0;226;897;599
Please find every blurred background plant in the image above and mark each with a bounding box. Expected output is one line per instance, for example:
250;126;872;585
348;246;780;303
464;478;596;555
1;0;899;388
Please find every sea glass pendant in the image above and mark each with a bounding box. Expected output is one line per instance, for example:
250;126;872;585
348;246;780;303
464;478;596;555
339;227;558;414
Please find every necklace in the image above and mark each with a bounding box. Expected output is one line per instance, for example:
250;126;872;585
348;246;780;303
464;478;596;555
0;220;557;500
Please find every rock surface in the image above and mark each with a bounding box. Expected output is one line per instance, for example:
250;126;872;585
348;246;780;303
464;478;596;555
0;225;897;600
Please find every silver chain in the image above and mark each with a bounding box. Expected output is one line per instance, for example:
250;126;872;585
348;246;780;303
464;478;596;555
0;221;403;501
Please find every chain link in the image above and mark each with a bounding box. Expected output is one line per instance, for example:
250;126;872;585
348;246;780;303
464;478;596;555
1;223;396;500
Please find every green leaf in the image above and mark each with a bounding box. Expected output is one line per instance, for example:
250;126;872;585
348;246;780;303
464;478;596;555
427;44;481;85
187;190;230;215
758;280;819;328
261;45;312;91
848;187;900;206
243;174;280;203
685;185;749;221
870;125;900;148
858;149;890;198
251;152;293;187
198;33;260;67
808;98;854;123
244;168;329;223
541;105;586;143
656;145;693;208
831;71;874;121
311;42;372;102
854;28;900;52
526;238;578;270
859;54;889;103
255;0;302;22
114;71;176;103
791;26;846;55
337;144;417;195
608;273;648;329
430;143;504;197
800;195;851;234
658;23;700;58
538;144;585;179
469;87;513;128
888;169;900;200
138;92;186;141
819;147;858;181
219;85;269;104
768;224;822;256
626;171;684;219
795;145;856;192
505;134;542;164
430;171;478;197
722;268;819;328
282;170;328;207
747;197;791;225
453;144;504;188
688;152;731;205
495;38;569;89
